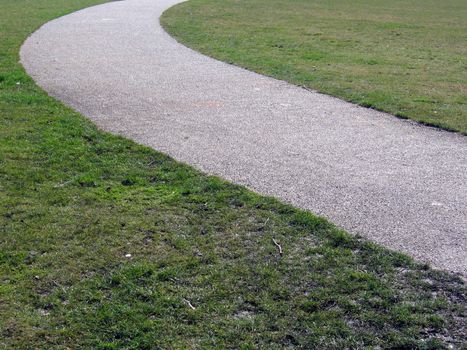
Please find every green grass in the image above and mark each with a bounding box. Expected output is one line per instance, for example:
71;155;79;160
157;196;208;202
1;0;466;348
161;0;467;134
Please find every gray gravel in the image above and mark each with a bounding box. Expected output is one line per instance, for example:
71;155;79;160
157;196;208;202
21;0;467;274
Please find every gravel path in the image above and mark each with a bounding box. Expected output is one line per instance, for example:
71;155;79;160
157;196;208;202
21;0;466;274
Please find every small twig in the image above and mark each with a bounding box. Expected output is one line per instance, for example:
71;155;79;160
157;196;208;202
183;298;196;310
299;84;315;93
52;280;67;294
147;159;157;167
53;179;73;188
259;217;270;232
272;238;283;256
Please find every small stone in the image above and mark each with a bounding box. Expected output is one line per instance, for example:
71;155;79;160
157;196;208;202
125;254;132;258
38;309;50;316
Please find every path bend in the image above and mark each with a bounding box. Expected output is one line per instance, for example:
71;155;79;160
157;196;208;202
21;0;467;274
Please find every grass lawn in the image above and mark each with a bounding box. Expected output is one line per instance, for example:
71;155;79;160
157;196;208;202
161;0;467;134
1;0;466;349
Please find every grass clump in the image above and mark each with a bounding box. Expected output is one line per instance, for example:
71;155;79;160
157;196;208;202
0;0;466;348
161;0;467;133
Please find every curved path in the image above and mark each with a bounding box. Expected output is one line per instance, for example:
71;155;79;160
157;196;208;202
21;0;466;274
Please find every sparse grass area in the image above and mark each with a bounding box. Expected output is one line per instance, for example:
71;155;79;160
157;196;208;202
0;0;466;348
161;0;467;133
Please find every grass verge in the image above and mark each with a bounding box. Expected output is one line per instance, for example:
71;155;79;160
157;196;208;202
1;0;466;348
161;0;467;134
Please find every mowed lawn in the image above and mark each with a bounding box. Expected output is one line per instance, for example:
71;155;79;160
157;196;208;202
0;0;466;349
161;0;467;133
